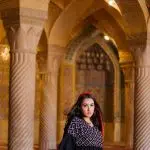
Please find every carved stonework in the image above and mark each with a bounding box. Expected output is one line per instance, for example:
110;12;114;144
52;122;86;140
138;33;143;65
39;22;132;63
47;44;65;73
134;66;150;149
115;0;147;43
127;32;147;46
129;44;147;66
121;64;134;82
132;36;150;148
65;31;122;142
5;25;44;53
1;7;48;27
1;7;48;149
39;45;65;150
65;25;97;61
120;63;135;146
0;0;49;8
119;51;134;64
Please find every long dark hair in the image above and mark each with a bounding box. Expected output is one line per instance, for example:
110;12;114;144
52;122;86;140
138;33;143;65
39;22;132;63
63;92;103;136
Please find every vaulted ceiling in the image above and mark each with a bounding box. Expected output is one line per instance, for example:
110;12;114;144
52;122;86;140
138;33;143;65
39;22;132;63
47;0;148;50
0;0;149;52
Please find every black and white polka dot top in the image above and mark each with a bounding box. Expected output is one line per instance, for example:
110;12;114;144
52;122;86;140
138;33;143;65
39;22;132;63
59;117;103;150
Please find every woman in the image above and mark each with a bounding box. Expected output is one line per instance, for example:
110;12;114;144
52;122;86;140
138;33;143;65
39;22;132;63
59;92;104;150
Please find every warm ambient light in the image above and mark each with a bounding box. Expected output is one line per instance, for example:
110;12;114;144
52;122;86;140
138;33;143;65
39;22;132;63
1;47;10;61
104;35;110;41
105;0;121;14
108;0;114;6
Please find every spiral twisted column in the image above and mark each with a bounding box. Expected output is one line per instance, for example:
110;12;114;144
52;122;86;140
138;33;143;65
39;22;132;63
133;43;150;149
9;52;36;150
134;66;150;149
40;45;65;150
39;73;51;150
1;6;48;150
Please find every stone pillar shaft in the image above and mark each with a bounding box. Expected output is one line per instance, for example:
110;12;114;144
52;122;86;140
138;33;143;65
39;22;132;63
133;42;150;149
9;52;36;150
40;45;64;150
134;66;150;149
1;6;48;150
40;71;58;150
39;73;50;149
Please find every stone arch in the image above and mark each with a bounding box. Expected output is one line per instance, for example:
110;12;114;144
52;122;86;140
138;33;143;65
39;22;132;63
37;30;48;73
65;30;122;142
49;0;147;48
38;30;48;52
49;0;94;46
115;0;147;34
91;8;127;50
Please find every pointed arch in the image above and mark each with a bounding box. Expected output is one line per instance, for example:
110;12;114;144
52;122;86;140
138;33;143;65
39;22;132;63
65;30;123;142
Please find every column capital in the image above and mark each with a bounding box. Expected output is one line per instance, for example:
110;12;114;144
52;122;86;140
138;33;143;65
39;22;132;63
126;32;146;48
48;44;66;55
47;44;65;73
129;44;145;52
127;32;146;62
4;24;43;53
129;44;150;66
2;19;46;53
1;6;49;53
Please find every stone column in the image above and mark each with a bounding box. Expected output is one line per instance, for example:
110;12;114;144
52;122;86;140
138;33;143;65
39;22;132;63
133;44;150;149
119;50;135;147
40;44;64;150
1;8;48;150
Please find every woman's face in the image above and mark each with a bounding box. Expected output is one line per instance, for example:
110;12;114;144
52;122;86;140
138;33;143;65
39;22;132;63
81;98;95;118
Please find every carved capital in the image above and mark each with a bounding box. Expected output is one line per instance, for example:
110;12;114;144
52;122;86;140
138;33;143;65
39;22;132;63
6;25;43;53
48;44;66;54
1;8;48;53
129;44;148;66
47;44;65;73
129;44;145;52
114;112;121;122
127;32;147;49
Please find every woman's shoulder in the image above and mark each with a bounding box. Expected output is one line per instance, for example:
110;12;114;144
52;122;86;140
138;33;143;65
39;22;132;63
67;117;83;135
69;116;83;126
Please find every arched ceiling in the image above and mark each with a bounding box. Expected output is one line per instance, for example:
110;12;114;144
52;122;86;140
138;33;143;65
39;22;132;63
138;0;149;22
91;9;127;49
48;0;148;50
0;0;50;46
38;30;48;52
49;0;94;46
0;0;148;52
101;1;126;32
51;0;71;9
44;2;62;38
115;0;147;34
